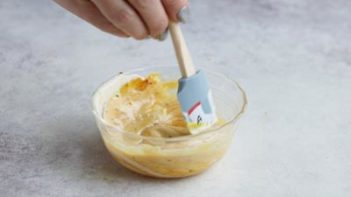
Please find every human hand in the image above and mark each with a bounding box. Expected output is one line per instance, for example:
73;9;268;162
54;0;189;40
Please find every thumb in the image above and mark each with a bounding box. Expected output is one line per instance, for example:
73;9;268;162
162;0;189;22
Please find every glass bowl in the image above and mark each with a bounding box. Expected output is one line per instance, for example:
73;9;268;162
92;66;247;178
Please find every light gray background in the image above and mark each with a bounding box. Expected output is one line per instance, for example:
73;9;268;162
1;0;350;196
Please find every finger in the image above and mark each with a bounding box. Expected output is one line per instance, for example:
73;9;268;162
127;0;168;38
92;0;149;40
54;0;129;37
162;0;188;22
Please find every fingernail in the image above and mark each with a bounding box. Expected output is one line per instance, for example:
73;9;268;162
156;28;168;41
177;6;190;23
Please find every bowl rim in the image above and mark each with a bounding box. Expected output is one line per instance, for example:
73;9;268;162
92;65;248;142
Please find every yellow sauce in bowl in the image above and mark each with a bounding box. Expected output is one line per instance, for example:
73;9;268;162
96;73;236;178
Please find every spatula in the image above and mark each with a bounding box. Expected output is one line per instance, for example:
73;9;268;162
168;22;217;134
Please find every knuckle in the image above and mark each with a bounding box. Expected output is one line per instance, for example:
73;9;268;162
109;9;132;24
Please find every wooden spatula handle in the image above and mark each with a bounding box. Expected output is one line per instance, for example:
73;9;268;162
169;22;196;78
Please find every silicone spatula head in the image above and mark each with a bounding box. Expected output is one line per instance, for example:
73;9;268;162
169;22;217;134
177;70;217;134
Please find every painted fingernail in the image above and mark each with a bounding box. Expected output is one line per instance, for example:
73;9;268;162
177;6;190;23
156;28;168;41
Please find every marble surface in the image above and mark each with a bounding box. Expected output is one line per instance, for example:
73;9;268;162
1;0;351;196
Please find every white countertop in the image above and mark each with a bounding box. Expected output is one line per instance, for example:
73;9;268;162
1;0;350;196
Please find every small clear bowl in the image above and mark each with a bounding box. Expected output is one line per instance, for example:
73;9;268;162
92;66;247;178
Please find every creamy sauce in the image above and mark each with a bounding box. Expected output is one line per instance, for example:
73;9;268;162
104;73;190;137
100;73;232;178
